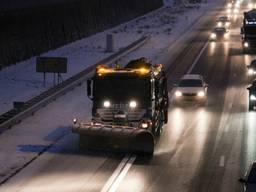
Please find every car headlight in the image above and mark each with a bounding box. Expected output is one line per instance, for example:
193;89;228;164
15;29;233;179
175;91;182;97
227;3;232;8
250;95;256;101
233;9;239;14
211;33;216;39
197;91;205;97
248;69;254;75
217;22;222;27
227;8;231;13
129;100;137;108
103;100;111;108
225;22;230;27
244;42;249;48
248;3;253;9
224;33;229;39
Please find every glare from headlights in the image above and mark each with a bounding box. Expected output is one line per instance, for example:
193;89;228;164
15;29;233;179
227;8;231;13
175;91;182;97
225;22;230;27
197;91;205;97
244;42;249;48
211;33;216;39
224;33;229;39
217;22;222;27
248;69;254;75
233;9;239;14
129;100;137;108
141;123;148;128
103;100;111;108
248;3;253;9
227;3;232;8
250;95;256;101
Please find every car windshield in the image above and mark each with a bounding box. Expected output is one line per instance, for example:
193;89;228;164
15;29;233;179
219;17;228;22
179;79;203;87
93;75;151;104
214;28;226;33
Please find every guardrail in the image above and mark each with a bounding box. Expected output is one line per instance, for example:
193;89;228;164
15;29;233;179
0;35;150;134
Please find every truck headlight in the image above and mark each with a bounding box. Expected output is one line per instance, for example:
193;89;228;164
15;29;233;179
129;100;137;108
175;91;182;97
197;91;205;97
211;33;216;39
225;22;230;27
103;100;111;108
250;95;256;101
217;22;222;27
244;42;249;48
141;123;148;128
227;3;232;8
224;33;229;39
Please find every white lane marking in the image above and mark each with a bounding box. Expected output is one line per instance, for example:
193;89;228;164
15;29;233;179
108;155;136;192
101;155;136;192
219;155;225;167
187;41;209;74
102;34;210;192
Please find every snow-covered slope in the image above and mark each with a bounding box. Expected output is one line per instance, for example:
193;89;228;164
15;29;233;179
0;0;218;115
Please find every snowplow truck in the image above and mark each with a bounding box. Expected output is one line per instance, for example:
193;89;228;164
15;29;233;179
72;58;169;155
241;9;256;52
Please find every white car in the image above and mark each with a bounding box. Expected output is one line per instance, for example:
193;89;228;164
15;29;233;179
210;27;229;41
174;74;208;104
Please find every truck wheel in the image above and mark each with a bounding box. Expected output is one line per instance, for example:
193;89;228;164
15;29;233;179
79;135;90;150
164;109;168;124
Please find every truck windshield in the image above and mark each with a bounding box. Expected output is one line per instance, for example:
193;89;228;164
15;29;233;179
245;26;256;34
93;75;151;104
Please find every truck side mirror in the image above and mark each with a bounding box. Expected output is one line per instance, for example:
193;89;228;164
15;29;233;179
87;79;93;100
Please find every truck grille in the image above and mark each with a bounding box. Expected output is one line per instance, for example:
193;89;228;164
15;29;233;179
97;108;146;121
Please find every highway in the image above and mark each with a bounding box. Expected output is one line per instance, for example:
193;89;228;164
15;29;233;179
1;1;256;192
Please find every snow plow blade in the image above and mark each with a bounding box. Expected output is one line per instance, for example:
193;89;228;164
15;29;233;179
72;122;154;155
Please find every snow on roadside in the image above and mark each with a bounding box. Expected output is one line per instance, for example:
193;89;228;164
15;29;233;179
0;0;218;115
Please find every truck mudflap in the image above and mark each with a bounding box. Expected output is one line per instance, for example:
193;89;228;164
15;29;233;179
72;122;154;155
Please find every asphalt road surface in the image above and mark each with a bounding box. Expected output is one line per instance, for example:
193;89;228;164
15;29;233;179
1;1;256;192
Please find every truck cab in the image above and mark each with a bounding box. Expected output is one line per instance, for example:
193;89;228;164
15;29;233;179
73;58;169;155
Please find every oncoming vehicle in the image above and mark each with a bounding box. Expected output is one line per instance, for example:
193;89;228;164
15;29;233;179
241;9;256;52
174;74;208;104
239;161;256;192
210;27;229;41
217;16;231;28
247;80;256;111
247;59;256;76
72;58;169;155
